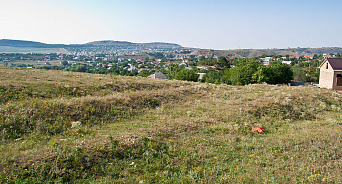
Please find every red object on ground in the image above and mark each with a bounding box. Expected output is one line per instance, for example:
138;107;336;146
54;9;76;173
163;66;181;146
252;127;263;133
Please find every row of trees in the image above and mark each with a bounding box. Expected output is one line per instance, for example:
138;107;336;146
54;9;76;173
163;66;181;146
228;60;293;85
160;58;293;85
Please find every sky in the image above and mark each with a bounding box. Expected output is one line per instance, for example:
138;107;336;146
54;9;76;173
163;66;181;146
1;0;342;50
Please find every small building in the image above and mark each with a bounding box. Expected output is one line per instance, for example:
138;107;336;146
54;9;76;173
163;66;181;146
197;73;206;81
260;57;273;65
304;55;313;60
149;72;166;79
319;58;342;89
282;61;292;65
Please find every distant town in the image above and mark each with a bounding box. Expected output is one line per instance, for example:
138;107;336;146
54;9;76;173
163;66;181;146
1;39;342;85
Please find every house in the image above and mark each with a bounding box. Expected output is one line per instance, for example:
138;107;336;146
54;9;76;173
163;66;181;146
282;61;292;65
197;73;206;81
322;54;336;59
127;63;137;72
289;56;300;59
260;57;273;65
304;55;313;60
319;58;342;89
148;72;166;79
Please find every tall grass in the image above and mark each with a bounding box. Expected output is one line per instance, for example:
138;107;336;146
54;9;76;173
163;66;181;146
1;67;342;183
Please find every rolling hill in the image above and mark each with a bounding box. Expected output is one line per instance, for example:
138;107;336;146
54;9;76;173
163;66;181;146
1;39;342;57
86;40;182;48
0;39;65;48
1;66;342;183
190;47;342;58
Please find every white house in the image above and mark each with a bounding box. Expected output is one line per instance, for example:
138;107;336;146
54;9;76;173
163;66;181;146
149;72;166;79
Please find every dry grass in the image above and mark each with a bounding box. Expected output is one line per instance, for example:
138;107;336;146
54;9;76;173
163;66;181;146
1;66;342;183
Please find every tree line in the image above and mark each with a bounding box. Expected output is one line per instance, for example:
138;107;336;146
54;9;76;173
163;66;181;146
161;57;293;85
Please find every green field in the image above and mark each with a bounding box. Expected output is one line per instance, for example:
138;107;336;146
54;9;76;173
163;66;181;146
0;67;341;183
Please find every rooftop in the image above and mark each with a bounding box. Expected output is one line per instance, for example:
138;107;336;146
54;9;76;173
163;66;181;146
327;58;342;70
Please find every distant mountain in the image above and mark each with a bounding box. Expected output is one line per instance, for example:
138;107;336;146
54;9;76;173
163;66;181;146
139;42;182;48
86;40;182;48
86;40;135;46
190;47;342;58
0;39;65;48
1;39;342;57
0;39;183;49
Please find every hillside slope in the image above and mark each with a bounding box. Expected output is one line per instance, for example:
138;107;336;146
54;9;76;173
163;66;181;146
191;47;342;58
1;67;342;183
87;40;182;48
0;39;65;48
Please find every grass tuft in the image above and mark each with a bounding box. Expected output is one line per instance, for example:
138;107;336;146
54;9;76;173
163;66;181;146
1;67;342;183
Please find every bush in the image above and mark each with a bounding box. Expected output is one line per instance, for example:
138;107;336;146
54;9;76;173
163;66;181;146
174;69;199;82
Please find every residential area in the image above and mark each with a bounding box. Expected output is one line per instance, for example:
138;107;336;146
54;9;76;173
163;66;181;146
2;51;341;86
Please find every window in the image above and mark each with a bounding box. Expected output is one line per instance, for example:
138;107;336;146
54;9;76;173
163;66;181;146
326;63;329;69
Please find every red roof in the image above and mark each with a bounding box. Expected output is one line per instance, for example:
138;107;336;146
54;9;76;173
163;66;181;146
289;56;300;59
327;58;342;70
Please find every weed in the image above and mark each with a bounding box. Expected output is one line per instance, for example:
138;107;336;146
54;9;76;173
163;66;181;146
1;67;342;183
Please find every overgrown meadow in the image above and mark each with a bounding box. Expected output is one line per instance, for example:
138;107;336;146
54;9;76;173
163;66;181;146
1;67;342;183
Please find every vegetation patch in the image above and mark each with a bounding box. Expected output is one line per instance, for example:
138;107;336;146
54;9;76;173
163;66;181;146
0;87;193;141
1;68;342;183
2;137;175;183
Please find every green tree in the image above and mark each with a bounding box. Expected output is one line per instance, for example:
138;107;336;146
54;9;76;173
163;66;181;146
174;69;199;82
255;61;293;84
75;64;87;72
216;56;230;70
61;60;68;66
228;59;261;85
137;70;151;77
167;64;183;79
203;70;221;84
198;56;205;62
144;57;149;63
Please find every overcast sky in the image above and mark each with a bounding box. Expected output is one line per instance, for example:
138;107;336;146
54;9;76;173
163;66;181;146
1;0;342;50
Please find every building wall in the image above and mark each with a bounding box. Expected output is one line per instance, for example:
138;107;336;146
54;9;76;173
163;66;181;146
319;69;334;89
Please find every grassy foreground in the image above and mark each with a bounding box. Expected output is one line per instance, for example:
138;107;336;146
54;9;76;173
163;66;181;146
1;67;342;183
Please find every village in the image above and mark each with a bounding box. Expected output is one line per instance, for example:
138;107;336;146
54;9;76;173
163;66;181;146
2;51;340;86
